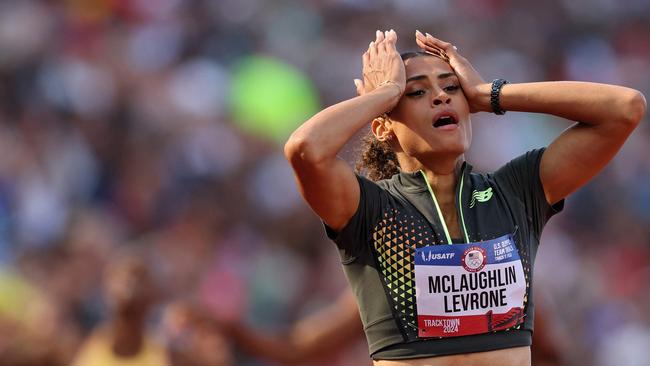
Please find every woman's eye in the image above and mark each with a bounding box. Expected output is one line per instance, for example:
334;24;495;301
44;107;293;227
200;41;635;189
406;90;426;97
444;85;460;92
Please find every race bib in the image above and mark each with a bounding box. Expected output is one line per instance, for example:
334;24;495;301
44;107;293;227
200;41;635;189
414;234;526;338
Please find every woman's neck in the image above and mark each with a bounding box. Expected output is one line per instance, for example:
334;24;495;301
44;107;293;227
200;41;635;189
398;153;464;198
108;312;147;357
398;153;465;239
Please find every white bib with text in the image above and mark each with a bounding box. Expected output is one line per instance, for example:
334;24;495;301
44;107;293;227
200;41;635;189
414;234;526;338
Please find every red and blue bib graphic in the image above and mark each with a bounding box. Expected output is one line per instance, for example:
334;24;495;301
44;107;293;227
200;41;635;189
414;234;526;338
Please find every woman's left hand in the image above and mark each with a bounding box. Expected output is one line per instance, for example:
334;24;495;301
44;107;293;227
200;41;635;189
415;31;486;113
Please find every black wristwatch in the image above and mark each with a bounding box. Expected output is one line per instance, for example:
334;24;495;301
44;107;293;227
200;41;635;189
490;79;508;115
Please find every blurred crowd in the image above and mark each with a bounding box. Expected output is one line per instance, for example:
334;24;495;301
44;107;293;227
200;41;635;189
0;0;648;365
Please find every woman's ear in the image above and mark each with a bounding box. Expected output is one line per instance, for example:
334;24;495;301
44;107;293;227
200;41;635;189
371;116;394;142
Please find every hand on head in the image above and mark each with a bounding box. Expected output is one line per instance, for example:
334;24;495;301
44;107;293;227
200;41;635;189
354;30;406;97
415;31;486;112
354;30;487;113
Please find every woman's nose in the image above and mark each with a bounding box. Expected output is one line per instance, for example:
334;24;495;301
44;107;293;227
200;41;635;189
433;94;451;106
433;90;451;106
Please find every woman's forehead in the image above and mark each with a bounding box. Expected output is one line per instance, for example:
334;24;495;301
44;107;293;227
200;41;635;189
404;56;454;79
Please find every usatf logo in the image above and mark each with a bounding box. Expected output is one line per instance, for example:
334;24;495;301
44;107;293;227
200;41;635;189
469;187;493;208
421;251;455;262
461;246;487;272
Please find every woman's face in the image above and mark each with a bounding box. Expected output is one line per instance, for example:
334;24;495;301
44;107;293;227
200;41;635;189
387;56;472;162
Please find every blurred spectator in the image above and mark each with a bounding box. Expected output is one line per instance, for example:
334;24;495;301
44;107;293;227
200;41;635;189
71;252;170;366
0;264;72;366
225;288;366;365
161;301;233;366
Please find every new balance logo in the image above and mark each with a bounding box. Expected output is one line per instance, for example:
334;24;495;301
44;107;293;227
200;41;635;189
469;187;493;208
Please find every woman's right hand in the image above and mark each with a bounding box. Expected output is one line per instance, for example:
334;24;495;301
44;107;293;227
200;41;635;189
354;29;405;105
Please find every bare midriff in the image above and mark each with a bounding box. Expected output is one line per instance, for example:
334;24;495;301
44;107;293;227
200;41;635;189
373;346;530;366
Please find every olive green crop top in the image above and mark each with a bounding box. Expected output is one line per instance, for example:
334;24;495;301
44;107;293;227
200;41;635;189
325;149;563;359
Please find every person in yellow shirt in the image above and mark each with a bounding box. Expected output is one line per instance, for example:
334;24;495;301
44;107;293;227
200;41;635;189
72;252;170;366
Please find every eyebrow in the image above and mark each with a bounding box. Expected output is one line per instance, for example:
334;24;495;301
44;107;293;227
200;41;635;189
406;72;456;83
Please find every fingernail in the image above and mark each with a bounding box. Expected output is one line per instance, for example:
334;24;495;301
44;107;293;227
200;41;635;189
376;30;381;37
384;30;389;38
415;30;423;36
369;41;374;47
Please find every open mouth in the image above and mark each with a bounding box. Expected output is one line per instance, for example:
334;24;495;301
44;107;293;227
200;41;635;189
433;115;458;128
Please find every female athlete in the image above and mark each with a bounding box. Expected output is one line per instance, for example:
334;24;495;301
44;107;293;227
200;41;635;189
284;29;645;365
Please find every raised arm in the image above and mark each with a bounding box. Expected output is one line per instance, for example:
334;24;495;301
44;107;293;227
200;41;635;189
228;289;364;364
284;30;405;230
416;32;647;205
491;82;644;204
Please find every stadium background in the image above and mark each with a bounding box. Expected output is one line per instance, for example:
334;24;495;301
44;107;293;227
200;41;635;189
0;0;648;365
